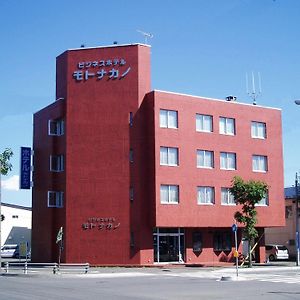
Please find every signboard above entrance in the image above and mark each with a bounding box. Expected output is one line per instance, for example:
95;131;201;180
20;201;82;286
82;217;120;231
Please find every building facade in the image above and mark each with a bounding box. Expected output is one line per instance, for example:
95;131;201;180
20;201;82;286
1;203;31;249
265;187;298;258
32;44;284;265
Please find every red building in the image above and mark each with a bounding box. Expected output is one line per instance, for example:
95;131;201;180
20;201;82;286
32;43;284;265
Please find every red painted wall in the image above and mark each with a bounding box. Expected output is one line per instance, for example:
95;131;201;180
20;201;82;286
63;45;151;264
33;44;152;264
32;44;284;265
151;90;284;229
32;99;66;262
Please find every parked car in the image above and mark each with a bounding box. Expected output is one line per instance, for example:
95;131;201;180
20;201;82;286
265;244;289;261
1;244;19;258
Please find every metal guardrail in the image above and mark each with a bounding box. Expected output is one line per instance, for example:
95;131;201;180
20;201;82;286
53;263;90;274
3;262;89;274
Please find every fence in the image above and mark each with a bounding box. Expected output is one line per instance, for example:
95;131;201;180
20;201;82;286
3;262;89;274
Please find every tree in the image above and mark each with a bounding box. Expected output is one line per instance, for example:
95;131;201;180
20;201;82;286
230;176;268;267
0;148;13;175
0;148;13;267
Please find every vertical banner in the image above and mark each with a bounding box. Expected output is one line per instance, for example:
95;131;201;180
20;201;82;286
20;147;31;189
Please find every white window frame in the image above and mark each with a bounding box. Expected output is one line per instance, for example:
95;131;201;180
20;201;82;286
220;152;236;170
197;186;215;205
219;117;235;135
256;192;269;206
47;191;64;208
48;119;64;136
252;155;268;172
196;114;213;133
160;147;179;166
221;188;236;205
160;185;179;204
50;155;64;172
197;150;214;169
251;121;266;139
160;109;178;129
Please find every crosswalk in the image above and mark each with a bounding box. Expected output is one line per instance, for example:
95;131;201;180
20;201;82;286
241;273;300;284
76;268;300;285
161;270;300;285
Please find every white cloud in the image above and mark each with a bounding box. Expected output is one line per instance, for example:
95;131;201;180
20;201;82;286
1;175;20;191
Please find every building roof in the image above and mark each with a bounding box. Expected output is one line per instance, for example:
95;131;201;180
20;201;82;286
153;90;281;111
67;43;151;52
2;203;31;211
285;187;298;199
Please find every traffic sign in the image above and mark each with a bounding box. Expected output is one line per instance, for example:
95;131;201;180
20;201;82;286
232;224;237;232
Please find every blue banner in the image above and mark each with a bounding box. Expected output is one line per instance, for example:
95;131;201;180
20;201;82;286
20;147;31;189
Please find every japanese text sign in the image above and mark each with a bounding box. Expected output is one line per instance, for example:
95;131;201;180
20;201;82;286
82;217;120;231
20;147;31;189
73;58;131;82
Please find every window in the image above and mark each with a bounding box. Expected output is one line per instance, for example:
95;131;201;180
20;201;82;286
220;152;236;170
197;186;215;204
221;188;236;205
160;109;178;129
48;119;64;136
196;114;213;132
252;155;267;172
129;112;133;127
160;147;179;166
219;117;235;135
48;191;63;208
213;232;231;251
129;149;134;163
251;121;266;139
285;206;293;218
197;150;214;168
256;193;269;206
130;186;134;202
192;232;203;252
289;239;295;246
130;232;135;247
160;185;179;204
50;155;64;172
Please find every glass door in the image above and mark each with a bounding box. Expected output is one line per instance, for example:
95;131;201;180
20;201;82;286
153;228;185;263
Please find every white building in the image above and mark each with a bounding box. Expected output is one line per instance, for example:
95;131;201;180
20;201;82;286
1;203;31;249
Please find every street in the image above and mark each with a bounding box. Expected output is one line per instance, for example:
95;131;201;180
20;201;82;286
1;265;300;299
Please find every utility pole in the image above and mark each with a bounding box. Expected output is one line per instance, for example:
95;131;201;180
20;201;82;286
295;173;300;266
0;161;2;272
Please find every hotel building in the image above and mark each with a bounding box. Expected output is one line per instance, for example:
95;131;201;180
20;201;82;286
32;44;284;265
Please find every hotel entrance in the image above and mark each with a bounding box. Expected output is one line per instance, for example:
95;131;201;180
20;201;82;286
153;228;184;263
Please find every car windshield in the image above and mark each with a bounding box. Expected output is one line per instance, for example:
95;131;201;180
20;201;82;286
277;246;288;250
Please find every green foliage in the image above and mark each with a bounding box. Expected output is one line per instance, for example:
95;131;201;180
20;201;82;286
230;176;268;267
230;176;268;241
0;148;13;175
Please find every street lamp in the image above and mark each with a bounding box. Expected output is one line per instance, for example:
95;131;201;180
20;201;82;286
295;99;300;266
295;173;300;266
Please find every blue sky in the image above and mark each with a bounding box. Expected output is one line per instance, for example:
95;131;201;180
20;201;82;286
1;0;300;207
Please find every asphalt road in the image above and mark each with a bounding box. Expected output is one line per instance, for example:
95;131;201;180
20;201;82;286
1;264;300;299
